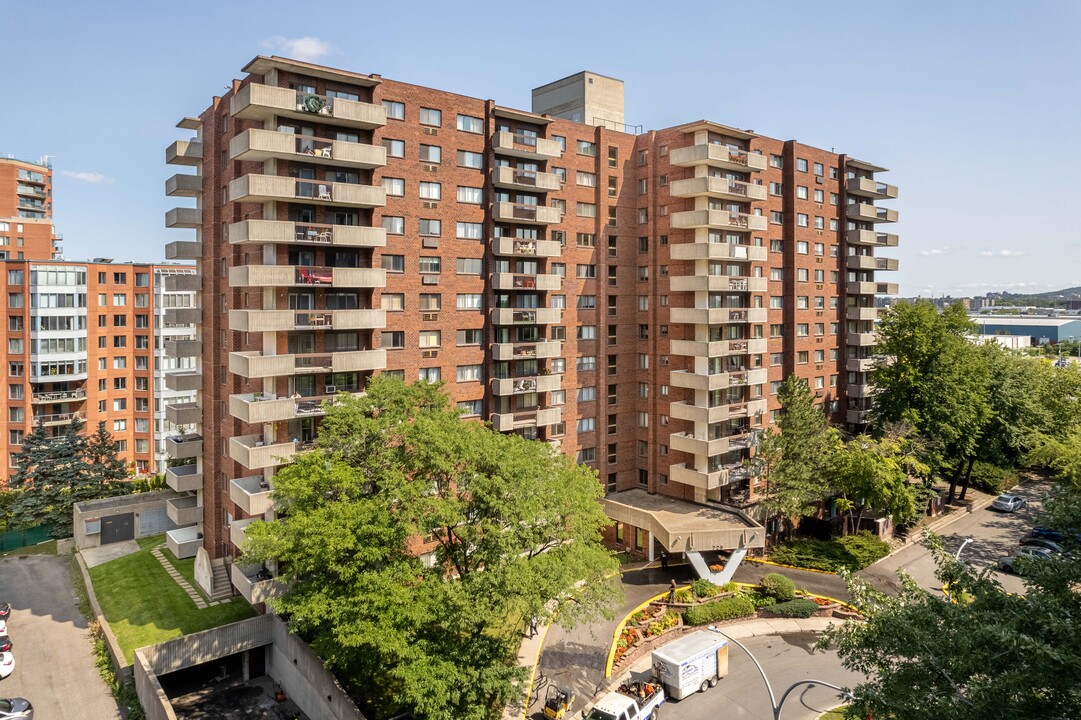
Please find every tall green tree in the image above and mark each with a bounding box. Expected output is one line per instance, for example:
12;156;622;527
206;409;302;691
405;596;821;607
871;301;991;502
830;435;918;535
244;377;622;720
85;421;130;485
820;486;1081;720
758;375;842;529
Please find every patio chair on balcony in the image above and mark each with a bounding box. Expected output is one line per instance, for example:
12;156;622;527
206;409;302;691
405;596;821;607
317;184;331;200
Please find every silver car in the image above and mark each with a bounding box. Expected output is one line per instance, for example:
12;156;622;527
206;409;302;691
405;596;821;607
997;546;1053;574
991;494;1026;513
0;698;33;719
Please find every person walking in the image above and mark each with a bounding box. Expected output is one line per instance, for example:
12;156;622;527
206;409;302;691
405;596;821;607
660;551;669;570
668;579;677;604
529;614;539;638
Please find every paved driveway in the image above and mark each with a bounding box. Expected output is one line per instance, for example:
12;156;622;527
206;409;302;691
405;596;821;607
0;555;120;719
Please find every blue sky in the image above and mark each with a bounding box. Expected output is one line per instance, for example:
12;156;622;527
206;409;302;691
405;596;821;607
2;0;1078;296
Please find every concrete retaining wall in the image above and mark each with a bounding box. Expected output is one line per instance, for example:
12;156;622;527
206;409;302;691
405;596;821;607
134;650;177;720
267;618;365;720
139;615;273;676
73;491;182;550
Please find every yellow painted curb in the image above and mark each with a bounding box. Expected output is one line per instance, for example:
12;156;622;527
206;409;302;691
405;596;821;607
604;589;671;678
521;622;551;720
745;557;838;575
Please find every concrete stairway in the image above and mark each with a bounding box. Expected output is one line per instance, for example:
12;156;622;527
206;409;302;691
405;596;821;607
208;560;234;601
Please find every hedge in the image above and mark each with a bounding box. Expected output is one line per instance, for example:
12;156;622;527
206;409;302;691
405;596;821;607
683;594;756;626
759;573;796;601
768;531;889;572
763;598;819;618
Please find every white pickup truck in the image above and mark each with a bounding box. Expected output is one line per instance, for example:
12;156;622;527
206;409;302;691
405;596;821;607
585;681;665;720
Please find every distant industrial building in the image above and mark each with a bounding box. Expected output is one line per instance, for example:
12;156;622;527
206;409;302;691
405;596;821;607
969;316;1081;345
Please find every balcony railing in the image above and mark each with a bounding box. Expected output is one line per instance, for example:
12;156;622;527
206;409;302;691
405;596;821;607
230;219;387;248
230;83;387;130
34;412;78;426
32;389;86;403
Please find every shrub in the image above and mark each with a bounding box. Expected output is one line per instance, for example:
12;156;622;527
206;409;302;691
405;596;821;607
682;594;755;626
968;461;1019;494
691;578;720;598
674;588;693;603
837;532;890;568
759;573;796;601
763;598;819;618
749;592;777;609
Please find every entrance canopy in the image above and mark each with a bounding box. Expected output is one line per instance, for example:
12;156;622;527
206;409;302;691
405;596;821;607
603;489;765;553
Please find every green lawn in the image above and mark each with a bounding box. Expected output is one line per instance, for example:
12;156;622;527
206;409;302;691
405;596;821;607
88;534;254;662
767;532;890;572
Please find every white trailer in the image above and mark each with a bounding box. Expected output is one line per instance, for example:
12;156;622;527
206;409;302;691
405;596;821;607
650;630;729;700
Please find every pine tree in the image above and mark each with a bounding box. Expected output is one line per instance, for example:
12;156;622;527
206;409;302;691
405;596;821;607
9;417;54;489
85;421;130;487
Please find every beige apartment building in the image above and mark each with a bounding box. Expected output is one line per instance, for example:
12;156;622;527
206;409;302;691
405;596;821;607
163;57;898;600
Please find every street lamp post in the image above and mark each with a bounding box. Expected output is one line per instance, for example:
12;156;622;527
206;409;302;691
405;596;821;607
955;537;973;562
708;627;852;720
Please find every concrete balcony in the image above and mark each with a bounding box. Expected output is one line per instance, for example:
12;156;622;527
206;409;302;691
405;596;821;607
229;174;385;208
847;203;898;223
848;383;873;399
165;464;202;493
670;399;768;425
166;140;202;166
491;272;562;292
228;309;386;333
164;307;200;325
669;430;757;458
848;332;878;347
669;275;768;293
31;389;86;404
668;462;749;491
165;401;200;426
669;368;768;392
491;340;562;361
164;339;201;358
162;273;200;292
492;374;562;396
231;563;283;605
847;255;899;271
165;370;201;392
230;83;386;130
492;202;561;225
847;229;899;247
848;281;899;296
34;412;78;427
490;406;562;432
670;143;767;172
165;209;201;230
669;241;768;262
228;265;385;290
492;166;561;192
847;357;876;373
229;517;256;550
230;392;338;424
669;307;768;325
847;409;872;425
670;338;767;358
229;348;385;378
166;525;201;560
671;209;768;233
165;433;203;460
669;176;767;202
229;434;299;470
846;177;898;200
491;307;562;325
491;131;562;161
230;219;386;248
492;237;562;258
230;128;386;170
166;495;201;527
229;475;272;517
166;173;202;197
846;306;880;321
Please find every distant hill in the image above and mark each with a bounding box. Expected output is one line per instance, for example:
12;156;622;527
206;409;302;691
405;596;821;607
997;286;1081;300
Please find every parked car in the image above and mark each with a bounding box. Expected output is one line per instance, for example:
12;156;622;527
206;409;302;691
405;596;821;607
991;494;1027;513
0;697;32;719
0;638;11;654
0;621;6;637
997;546;1054;574
0;654;12;680
1027;527;1081;544
1020;537;1070;556
0;605;9;622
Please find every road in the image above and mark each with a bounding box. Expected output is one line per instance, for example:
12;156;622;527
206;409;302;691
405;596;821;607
659;633;860;720
858;478;1054;596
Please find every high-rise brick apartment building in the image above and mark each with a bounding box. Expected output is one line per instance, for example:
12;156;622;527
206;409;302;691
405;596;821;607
164;57;898;600
0;156;62;261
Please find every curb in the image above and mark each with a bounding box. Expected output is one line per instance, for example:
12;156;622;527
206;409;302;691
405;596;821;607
74;552;132;681
871;495;996;567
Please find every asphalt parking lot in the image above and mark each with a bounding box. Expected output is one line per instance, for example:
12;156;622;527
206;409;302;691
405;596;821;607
0;554;119;719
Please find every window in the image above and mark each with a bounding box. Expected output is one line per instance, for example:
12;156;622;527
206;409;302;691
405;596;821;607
576;448;596;464
456;329;483;345
419;181;441;200
418;367;441;383
576;140;596;156
381;331;405;349
797;351;809;364
770;211;783;224
382;216;404;234
637;208;648;224
576;171;597;187
552;167;566;183
418;293;441;311
796;241;809;255
457;186;483;204
419;256;441;273
381;293;404;311
769;182;783;196
577;325;597;340
797;323;809;337
577;356;596;371
578;387;596;401
113;336;126;348
576;264;596;279
381;138;405;157
814;189;824;203
420;107;442;126
419;219;441;236
814;216;825;230
797;213;809;227
113;293;127;306
577;417;596;432
456;258;482;275
797;158;809;172
456;222;483;240
457;150;483;169
381;254;405;272
457;364;482;382
797;186;809;200
382;177;405;196
815;243;825;256
456;114;483;133
770;296;784;309
576;233;596;248
813;162;824;176
577;295;596;309
769;268;783;281
419;145;441;163
576;202;596;218
797;295;809;309
456;293;482;310
382;100;405;120
770;154;783;168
